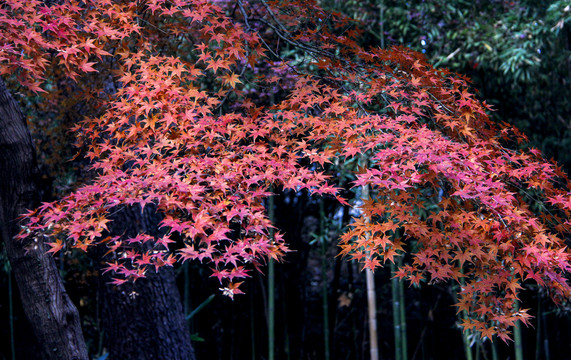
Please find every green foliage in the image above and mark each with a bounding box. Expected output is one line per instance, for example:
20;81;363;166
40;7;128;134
322;0;571;169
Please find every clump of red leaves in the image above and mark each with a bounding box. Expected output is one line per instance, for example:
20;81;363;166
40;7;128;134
4;0;571;339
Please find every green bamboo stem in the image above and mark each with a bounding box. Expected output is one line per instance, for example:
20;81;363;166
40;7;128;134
474;339;481;360
284;318;291;360
379;0;385;49
348;262;358;358
268;191;276;360
391;261;402;360
250;290;256;360
185;294;215;321
458;304;473;360
491;339;499;360
456;266;473;360
514;300;524;360
96;287;104;357
461;310;474;360
268;258;275;359
535;295;541;360
280;278;291;360
542;306;550;360
320;199;331;360
398;258;408;360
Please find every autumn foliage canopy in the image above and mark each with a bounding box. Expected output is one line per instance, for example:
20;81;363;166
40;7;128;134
3;0;571;341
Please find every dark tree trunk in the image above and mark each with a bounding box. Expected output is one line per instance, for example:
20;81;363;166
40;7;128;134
0;78;88;359
98;206;196;360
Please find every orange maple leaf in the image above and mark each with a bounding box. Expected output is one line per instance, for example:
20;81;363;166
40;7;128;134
222;72;241;88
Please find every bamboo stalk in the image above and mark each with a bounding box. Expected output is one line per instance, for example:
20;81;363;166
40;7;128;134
320;199;331;360
268;191;276;360
392;262;402;360
398;259;408;360
474;339;481;360
268;256;275;360
362;184;379;360
366;268;379;360
542;306;550;360
457;267;473;360
379;0;385;49
461;310;473;360
280;275;291;360
348;263;359;359
250;290;256;360
185;294;215;321
491;338;499;360
535;295;541;360
514;300;524;360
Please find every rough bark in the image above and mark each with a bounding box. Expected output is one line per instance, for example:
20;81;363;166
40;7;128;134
0;78;88;360
98;206;196;360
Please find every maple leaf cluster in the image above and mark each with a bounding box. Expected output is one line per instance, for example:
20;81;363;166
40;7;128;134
4;0;571;340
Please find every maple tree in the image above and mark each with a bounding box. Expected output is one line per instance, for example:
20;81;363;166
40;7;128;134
3;0;571;344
